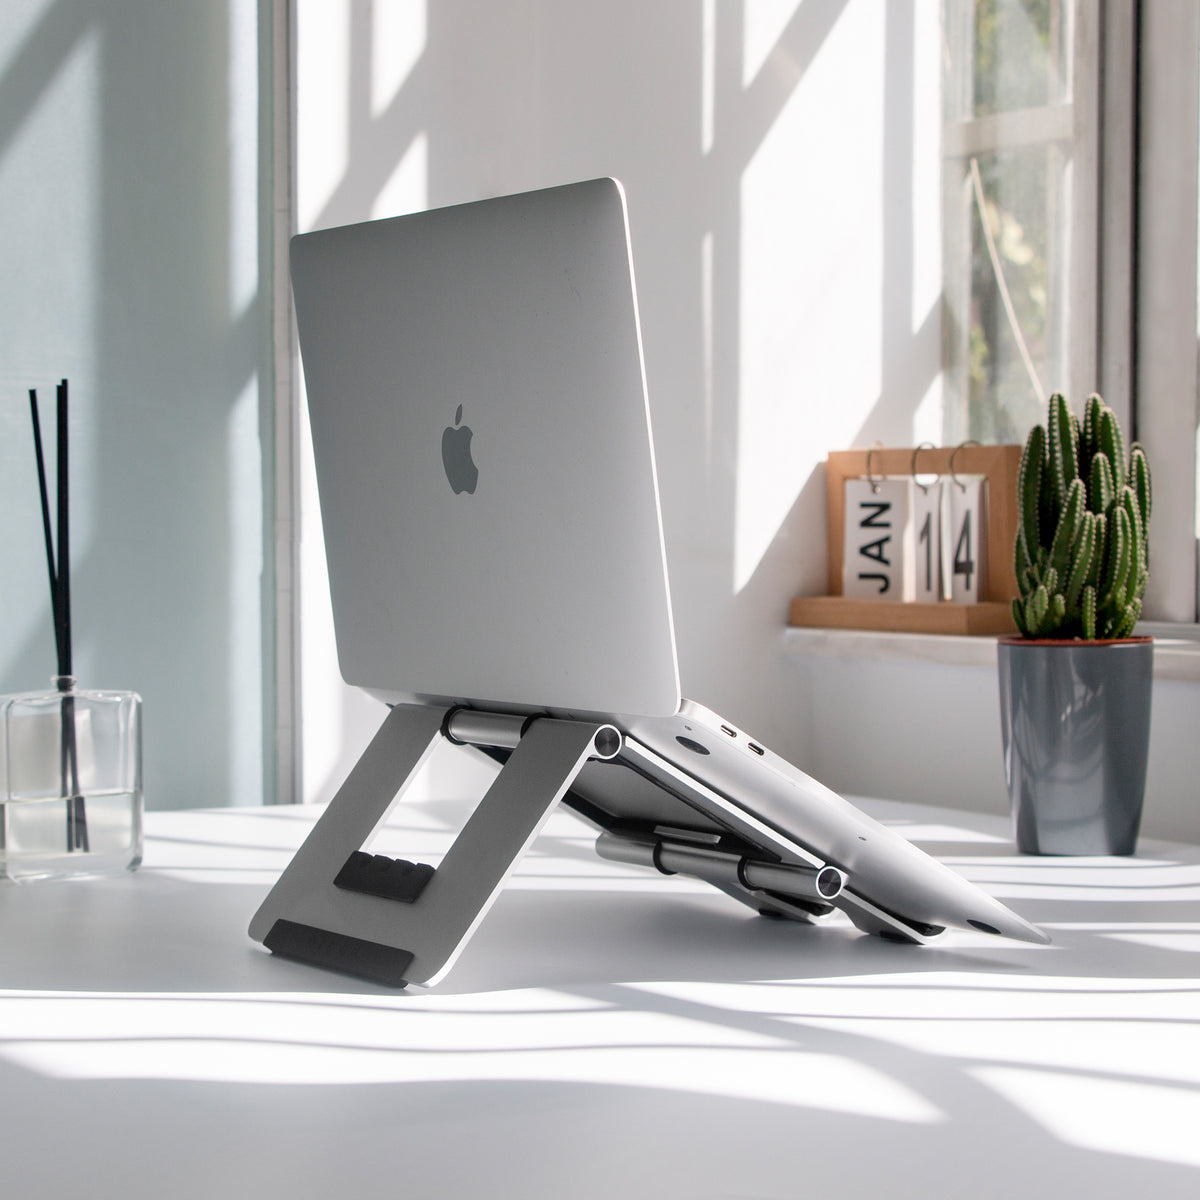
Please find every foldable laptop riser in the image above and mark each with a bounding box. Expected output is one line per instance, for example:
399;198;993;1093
250;704;938;988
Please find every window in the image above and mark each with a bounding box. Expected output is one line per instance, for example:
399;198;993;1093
942;1;1198;623
942;0;1096;444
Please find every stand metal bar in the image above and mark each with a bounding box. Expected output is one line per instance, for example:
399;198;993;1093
250;704;619;987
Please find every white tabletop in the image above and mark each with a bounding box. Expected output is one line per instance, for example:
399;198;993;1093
1;793;1198;1199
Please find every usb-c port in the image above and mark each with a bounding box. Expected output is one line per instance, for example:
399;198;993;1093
720;725;737;738
748;742;764;756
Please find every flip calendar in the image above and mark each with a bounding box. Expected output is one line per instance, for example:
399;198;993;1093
945;475;988;604
911;481;945;603
841;477;914;602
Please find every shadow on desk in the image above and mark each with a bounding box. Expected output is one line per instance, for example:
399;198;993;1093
3;801;1199;1200
2;799;1198;995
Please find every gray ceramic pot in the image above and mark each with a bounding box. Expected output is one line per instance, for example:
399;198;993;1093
997;635;1153;855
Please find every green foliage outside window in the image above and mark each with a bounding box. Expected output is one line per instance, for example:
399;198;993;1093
956;0;1068;446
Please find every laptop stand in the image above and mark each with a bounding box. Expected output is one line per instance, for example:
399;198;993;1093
251;702;936;988
249;703;623;987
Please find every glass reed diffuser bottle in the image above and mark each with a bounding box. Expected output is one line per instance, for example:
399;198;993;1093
1;676;143;880
1;380;144;881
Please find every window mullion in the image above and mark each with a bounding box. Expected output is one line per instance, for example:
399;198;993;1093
1068;0;1101;407
944;102;1073;157
1135;0;1200;623
1096;0;1137;431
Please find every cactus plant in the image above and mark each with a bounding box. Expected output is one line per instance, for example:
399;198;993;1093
1013;392;1152;640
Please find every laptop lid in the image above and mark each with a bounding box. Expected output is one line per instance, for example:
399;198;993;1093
291;178;682;719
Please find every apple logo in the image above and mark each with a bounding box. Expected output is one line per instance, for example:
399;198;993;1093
441;404;479;494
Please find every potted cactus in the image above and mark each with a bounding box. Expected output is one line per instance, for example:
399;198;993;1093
998;392;1153;855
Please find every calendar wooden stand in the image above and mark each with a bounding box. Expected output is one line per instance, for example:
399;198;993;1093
789;444;1022;636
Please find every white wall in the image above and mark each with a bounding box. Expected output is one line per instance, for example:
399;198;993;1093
792;6;1200;848
293;0;1200;849
0;0;269;809
295;0;946;806
792;642;1200;846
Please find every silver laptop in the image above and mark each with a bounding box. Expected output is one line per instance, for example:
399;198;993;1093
254;178;1045;988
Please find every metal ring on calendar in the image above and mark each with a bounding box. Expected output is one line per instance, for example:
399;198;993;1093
865;442;885;494
911;442;939;493
949;439;981;492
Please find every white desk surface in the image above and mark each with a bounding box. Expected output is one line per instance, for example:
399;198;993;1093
1;793;1198;1199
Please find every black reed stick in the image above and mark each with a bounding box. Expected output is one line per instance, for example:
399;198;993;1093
57;380;86;850
29;380;88;851
28;391;57;621
56;380;73;681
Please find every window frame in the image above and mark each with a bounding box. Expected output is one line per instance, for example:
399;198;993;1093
942;0;1198;625
1134;0;1200;625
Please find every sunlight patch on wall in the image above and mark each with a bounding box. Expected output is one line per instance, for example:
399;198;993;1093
742;0;802;88
371;131;428;220
701;230;715;471
372;0;426;118
228;377;264;807
911;0;942;339
228;0;259;317
912;369;944;447
735;2;883;592
701;0;716;154
296;0;350;232
0;0;45;69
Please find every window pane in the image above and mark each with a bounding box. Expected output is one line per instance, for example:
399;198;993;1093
964;145;1070;442
942;0;1076;447
972;0;1071;117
